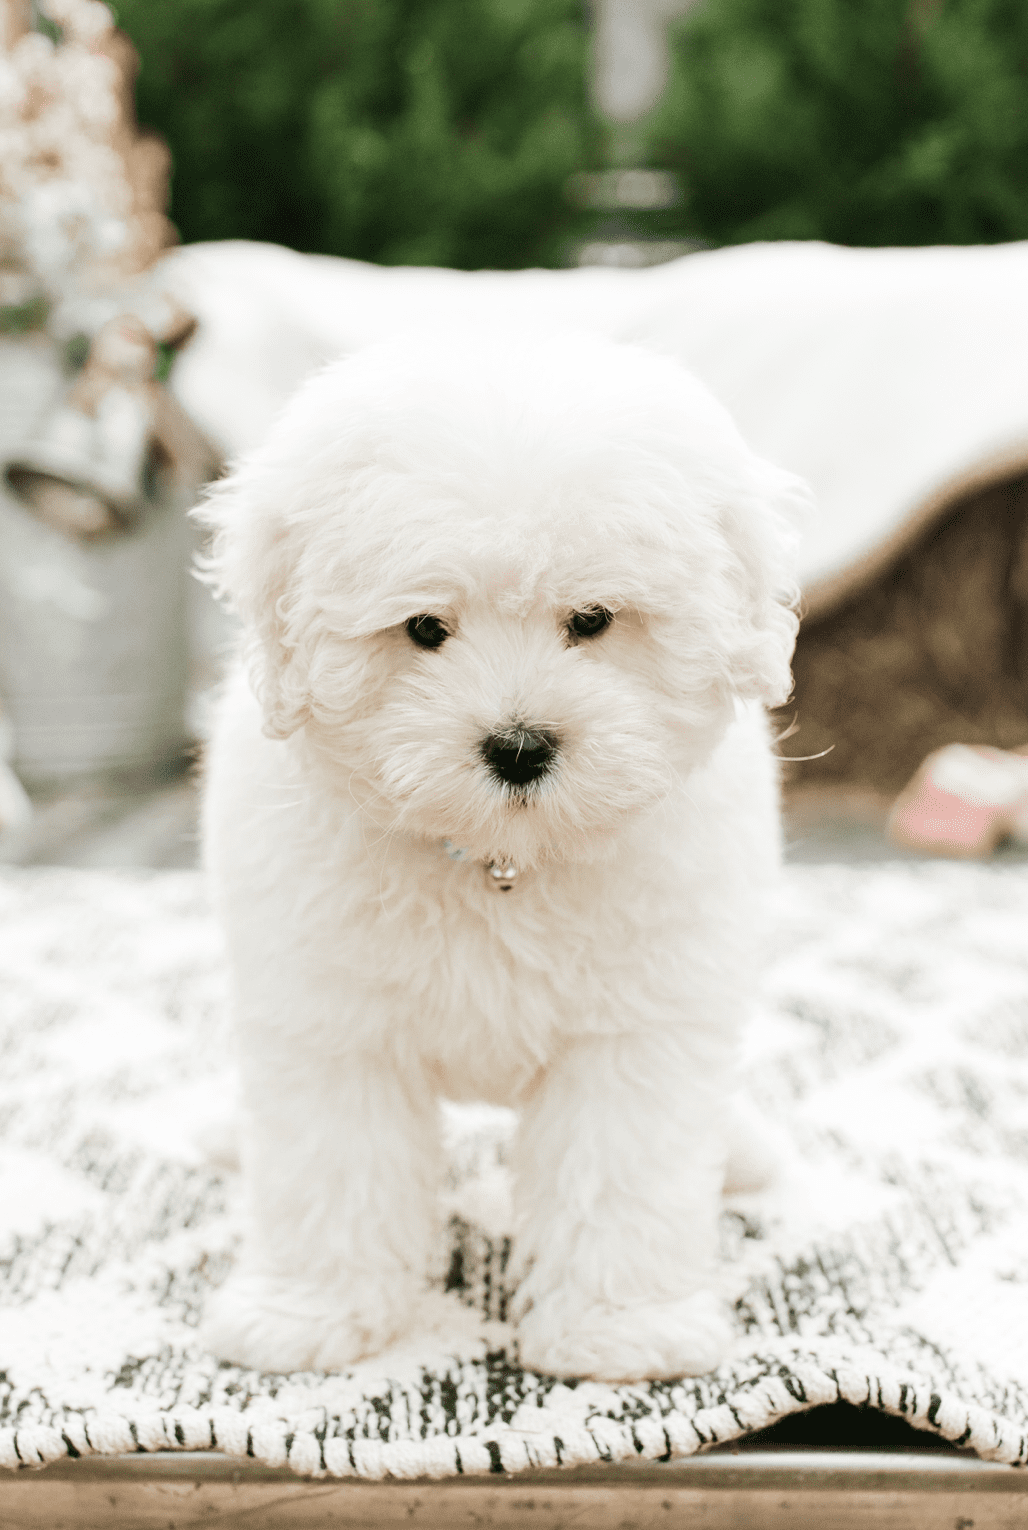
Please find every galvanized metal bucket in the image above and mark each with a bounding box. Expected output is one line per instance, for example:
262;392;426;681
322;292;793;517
0;335;191;786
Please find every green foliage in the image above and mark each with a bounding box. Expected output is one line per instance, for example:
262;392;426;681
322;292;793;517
0;295;49;335
645;0;1028;247
113;0;603;268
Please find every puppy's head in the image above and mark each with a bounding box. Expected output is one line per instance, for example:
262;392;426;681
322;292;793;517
202;330;806;867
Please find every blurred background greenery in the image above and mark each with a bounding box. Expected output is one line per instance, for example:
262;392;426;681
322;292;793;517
111;0;606;269
645;0;1028;249
111;0;1028;266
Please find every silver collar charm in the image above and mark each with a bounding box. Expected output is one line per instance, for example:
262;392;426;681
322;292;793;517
443;840;519;892
485;860;519;892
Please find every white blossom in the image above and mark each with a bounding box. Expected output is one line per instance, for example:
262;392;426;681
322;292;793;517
0;0;169;321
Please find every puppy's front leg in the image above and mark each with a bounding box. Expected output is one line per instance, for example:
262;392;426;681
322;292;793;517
204;1042;440;1374
513;1030;731;1381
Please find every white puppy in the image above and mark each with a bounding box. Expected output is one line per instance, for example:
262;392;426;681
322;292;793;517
200;328;805;1382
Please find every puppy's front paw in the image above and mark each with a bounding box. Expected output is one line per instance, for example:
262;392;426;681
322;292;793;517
516;1289;730;1381
202;1271;412;1373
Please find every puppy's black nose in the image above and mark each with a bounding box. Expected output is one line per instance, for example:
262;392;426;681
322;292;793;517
481;728;558;787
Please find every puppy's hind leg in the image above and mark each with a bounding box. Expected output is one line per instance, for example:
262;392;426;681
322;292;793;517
204;1038;441;1374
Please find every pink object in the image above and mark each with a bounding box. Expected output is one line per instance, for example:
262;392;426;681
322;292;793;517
889;744;1028;856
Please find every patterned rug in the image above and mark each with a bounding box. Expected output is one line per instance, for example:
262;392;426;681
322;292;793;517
1;862;1027;1478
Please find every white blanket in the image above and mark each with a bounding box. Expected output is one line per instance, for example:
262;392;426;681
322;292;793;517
164;239;1028;613
1;864;1026;1477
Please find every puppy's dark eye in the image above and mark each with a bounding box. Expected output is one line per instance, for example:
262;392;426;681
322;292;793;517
569;606;613;640
406;614;450;649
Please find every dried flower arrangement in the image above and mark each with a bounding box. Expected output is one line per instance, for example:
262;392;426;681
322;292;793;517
0;0;215;798
0;0;212;542
0;0;175;337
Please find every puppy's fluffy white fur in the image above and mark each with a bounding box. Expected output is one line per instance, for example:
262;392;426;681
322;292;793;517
200;329;806;1382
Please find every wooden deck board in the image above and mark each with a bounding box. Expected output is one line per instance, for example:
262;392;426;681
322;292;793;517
4;1451;1026;1529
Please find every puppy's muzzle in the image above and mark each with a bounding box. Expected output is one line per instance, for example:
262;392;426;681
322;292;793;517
481;727;559;787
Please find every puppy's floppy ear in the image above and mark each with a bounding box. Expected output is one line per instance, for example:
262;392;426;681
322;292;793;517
194;469;312;739
718;460;809;707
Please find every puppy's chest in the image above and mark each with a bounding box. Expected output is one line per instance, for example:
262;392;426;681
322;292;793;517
370;874;677;1103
